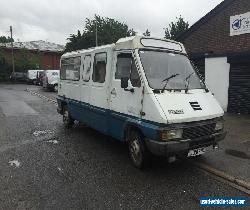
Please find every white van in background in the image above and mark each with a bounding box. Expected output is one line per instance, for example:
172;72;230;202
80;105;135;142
57;36;226;168
42;70;60;91
27;70;44;84
35;70;45;86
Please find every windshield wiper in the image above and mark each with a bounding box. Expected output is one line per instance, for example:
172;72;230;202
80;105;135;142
184;72;194;93
161;73;180;92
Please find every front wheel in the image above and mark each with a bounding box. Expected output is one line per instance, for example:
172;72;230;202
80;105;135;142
63;106;74;129
127;130;150;169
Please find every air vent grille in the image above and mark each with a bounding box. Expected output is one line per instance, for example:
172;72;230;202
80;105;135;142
189;102;202;111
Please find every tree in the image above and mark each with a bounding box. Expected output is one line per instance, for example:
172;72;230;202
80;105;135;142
143;29;151;37
0;49;11;81
0;48;42;81
14;49;42;72
164;16;189;41
65;15;136;52
0;36;14;43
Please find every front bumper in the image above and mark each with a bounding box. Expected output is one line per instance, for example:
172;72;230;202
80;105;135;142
145;131;227;157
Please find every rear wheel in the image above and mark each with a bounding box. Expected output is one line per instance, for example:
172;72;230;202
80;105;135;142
63;106;74;128
127;129;150;169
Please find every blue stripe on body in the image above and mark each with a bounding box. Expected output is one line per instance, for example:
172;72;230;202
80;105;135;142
57;96;162;142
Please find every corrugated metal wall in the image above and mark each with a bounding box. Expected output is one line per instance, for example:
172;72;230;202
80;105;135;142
228;63;250;114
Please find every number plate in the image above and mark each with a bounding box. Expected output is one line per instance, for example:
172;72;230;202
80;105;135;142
188;147;206;157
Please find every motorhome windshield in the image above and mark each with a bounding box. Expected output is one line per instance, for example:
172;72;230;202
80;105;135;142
139;50;204;90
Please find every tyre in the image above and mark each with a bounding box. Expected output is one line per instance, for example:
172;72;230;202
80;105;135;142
63;106;74;128
54;84;58;92
127;129;150;169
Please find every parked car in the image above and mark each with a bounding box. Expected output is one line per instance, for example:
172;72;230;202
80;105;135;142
57;36;226;169
10;72;27;82
42;70;60;91
27;70;44;84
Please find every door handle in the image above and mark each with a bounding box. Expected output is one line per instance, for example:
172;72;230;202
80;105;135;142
111;88;117;96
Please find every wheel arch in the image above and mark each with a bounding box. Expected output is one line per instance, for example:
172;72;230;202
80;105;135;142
123;122;144;143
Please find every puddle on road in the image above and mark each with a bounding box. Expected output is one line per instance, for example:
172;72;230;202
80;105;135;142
225;149;250;160
9;160;21;168
33;130;54;137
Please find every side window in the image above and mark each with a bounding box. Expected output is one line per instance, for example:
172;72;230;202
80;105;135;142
115;53;141;87
83;55;91;82
130;59;141;87
92;53;107;83
61;56;81;81
115;53;131;79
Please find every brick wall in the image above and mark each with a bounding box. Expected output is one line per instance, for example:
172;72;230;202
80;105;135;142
181;0;250;56
41;52;61;69
1;48;61;70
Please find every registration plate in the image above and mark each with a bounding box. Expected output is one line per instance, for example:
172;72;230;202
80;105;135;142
188;147;206;157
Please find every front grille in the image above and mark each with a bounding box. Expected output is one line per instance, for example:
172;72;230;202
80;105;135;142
189;138;215;149
183;123;216;139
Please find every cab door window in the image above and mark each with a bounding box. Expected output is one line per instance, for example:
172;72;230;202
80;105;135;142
115;53;141;87
130;59;141;87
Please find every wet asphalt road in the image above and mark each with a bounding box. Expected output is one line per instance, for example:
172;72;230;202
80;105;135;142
0;84;248;210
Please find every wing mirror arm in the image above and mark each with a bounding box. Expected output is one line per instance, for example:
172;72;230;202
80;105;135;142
121;77;134;93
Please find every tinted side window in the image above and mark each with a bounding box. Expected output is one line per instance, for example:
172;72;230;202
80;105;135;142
115;53;141;87
83;55;91;82
92;53;107;83
61;56;81;80
130;59;141;87
115;53;131;79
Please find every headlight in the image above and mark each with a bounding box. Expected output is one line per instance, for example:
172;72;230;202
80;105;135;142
160;129;183;141
215;120;224;131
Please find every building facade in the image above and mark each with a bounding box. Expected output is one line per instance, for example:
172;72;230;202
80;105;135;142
179;0;250;114
0;40;64;70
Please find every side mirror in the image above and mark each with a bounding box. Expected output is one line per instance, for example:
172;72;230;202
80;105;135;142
121;77;129;89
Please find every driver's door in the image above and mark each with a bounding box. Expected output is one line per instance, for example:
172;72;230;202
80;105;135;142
109;51;143;140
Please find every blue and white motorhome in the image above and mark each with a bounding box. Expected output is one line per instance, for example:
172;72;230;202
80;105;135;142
57;36;226;168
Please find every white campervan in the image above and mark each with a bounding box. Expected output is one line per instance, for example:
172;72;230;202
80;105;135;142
27;70;44;84
42;70;60;91
57;36;226;168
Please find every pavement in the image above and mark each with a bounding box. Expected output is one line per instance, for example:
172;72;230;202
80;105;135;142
194;113;250;184
0;84;249;210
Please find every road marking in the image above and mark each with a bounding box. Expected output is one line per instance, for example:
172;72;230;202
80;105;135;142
0;135;57;153
9;160;21;168
47;139;59;144
191;160;250;194
33;130;54;137
26;88;57;105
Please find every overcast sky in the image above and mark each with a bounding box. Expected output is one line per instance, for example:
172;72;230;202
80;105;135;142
0;0;224;45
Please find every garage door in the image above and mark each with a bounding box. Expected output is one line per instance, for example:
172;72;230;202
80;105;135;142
228;63;250;114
